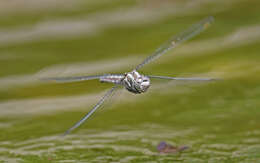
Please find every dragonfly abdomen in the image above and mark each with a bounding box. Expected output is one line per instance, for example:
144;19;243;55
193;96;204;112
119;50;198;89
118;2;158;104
99;74;125;84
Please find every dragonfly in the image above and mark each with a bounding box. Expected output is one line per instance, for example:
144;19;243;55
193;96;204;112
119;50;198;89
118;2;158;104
45;16;215;135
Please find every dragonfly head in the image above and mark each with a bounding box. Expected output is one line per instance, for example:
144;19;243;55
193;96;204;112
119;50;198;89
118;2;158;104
124;70;150;93
139;75;150;92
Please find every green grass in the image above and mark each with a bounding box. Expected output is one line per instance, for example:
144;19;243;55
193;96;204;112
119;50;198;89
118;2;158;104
1;0;260;162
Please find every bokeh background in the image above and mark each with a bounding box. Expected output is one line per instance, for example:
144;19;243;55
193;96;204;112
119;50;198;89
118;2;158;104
0;0;260;162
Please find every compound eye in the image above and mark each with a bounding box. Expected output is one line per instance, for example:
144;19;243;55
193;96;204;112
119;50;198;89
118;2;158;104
137;78;142;83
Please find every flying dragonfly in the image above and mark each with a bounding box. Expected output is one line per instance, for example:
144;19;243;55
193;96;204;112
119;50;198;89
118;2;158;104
45;16;215;135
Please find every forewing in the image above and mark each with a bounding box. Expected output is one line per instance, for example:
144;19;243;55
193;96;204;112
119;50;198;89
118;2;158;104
63;85;118;136
148;75;218;81
135;16;214;70
42;74;113;83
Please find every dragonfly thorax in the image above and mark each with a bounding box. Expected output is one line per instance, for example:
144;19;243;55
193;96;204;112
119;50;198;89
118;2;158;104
122;70;150;94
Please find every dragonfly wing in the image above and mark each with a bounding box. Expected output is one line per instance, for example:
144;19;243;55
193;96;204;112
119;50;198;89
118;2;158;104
135;16;214;70
63;85;118;136
148;75;218;81
42;74;114;83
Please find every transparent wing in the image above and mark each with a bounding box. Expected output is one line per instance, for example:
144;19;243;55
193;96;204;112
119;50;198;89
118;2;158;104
148;75;218;81
63;85;118;136
135;16;214;70
42;74;114;83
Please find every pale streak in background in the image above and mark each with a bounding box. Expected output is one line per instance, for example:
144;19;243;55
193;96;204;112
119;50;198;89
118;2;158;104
174;25;260;56
0;0;85;14
0;0;242;46
0;75;201;117
0;56;141;90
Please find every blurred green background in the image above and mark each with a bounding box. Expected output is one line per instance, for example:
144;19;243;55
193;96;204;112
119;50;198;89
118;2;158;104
0;0;260;162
